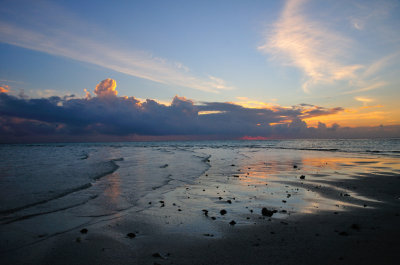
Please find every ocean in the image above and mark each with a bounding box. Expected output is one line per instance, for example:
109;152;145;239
1;139;400;252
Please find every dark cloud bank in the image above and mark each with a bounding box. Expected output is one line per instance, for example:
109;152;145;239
0;79;399;143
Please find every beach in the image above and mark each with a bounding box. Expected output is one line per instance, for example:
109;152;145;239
1;140;400;264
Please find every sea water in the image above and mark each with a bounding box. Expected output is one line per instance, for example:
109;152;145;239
0;139;399;250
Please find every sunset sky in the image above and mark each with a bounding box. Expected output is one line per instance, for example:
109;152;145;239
1;0;400;141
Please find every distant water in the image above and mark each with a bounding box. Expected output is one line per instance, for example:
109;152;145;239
0;139;399;228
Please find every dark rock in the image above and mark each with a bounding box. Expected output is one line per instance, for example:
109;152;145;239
231;164;235;166
202;209;209;216
220;209;227;215
229;220;236;225
227;199;232;204
152;253;163;259
293;165;298;168
282;200;287;203
80;228;88;234
218;196;223;200
261;208;276;217
300;175;305;180
211;217;216;220
160;164;168;168
233;175;239;178
127;233;136;238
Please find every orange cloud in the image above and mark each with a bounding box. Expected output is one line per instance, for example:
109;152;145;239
0;85;10;93
94;79;118;98
304;105;395;127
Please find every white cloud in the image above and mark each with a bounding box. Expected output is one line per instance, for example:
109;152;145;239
354;96;373;105
258;0;362;93
0;2;231;94
259;0;399;95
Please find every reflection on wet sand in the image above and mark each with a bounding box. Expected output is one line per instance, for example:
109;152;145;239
185;148;399;220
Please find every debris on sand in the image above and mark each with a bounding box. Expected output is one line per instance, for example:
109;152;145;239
261;208;277;217
127;233;136;238
152;253;164;259
80;228;88;234
220;209;227;215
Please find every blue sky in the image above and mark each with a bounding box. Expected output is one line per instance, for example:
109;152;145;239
1;0;400;141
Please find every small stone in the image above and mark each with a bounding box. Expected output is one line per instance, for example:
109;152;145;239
261;208;276;217
282;200;287;203
293;165;298;168
152;253;163;259
220;209;227;215
202;209;209;216
229;220;236;225
80;228;88;234
300;175;305;180
127;233;136;238
211;217;216;220
227;200;232;204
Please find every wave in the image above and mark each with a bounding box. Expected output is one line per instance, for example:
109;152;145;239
0;157;122;215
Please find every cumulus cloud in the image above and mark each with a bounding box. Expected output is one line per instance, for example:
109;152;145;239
94;79;118;98
0;79;398;142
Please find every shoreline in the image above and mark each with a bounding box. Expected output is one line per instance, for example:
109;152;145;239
1;148;400;264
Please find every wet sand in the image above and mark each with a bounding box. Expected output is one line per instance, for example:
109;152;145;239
1;149;400;265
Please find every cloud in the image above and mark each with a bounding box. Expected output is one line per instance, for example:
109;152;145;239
94;79;118;98
259;0;399;94
0;79;365;142
0;1;231;93
259;0;362;93
354;96;373;105
0;85;10;93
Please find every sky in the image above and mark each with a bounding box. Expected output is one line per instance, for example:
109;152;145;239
0;0;400;142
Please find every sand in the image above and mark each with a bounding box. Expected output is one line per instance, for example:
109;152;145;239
1;149;400;265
